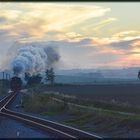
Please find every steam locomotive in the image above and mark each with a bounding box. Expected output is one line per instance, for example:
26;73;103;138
10;76;22;92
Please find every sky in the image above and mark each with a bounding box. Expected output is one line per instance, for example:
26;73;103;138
0;2;140;70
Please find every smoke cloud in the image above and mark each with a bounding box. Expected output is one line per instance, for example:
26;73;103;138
12;44;60;75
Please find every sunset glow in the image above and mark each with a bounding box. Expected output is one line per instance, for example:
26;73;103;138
0;2;140;69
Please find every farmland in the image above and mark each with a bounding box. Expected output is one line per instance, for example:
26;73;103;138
30;83;140;107
22;83;140;138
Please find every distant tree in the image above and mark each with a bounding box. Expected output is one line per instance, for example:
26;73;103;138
24;72;31;82
27;74;42;86
46;68;55;85
138;70;140;79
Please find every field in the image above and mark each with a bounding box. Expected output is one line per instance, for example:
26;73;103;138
33;84;140;107
22;83;140;138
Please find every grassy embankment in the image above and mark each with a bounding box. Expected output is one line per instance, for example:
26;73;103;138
23;85;140;135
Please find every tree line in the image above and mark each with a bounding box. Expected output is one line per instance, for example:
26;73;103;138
24;68;55;86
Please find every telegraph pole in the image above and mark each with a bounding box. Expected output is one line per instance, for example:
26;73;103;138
2;72;4;80
6;73;9;89
9;74;11;80
6;73;8;80
2;72;5;94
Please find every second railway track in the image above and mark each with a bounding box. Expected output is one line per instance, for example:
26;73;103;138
0;93;17;109
0;92;103;139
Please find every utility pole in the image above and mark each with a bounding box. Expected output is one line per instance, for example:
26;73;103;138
6;73;10;89
8;74;10;80
2;72;4;80
6;73;8;80
2;72;5;94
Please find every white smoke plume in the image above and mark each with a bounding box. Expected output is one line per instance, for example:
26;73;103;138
12;44;60;75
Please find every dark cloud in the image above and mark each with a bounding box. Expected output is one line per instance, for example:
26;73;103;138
0;16;7;23
45;38;93;48
108;38;140;50
0;29;12;37
0;30;8;35
78;38;93;46
19;31;32;39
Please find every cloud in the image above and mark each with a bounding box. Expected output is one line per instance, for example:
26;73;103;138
84;31;140;52
45;38;94;49
0;3;111;42
107;39;138;50
126;51;140;55
0;16;8;23
112;31;140;40
0;3;140;69
45;31;84;42
84;17;117;31
0;9;21;21
0;29;10;36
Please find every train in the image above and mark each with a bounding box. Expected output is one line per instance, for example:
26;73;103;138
10;76;22;92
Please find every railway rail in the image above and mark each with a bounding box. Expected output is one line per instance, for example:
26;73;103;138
0;93;17;110
0;92;103;139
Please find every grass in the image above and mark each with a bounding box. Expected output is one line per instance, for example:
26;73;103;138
65;113;93;126
23;88;140;136
43;91;140;115
23;93;67;114
23;88;140;119
41;111;62;116
63;107;140;132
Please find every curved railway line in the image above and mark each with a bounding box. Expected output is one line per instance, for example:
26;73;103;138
0;92;103;139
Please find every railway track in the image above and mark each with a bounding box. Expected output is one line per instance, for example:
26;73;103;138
0;92;103;139
0;93;17;110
